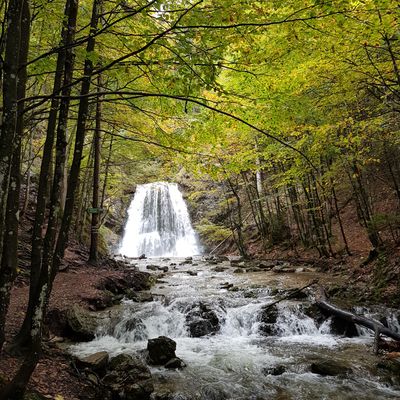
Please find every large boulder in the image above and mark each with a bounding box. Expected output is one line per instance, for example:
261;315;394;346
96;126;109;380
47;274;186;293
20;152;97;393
98;270;153;296
66;305;102;340
65;305;119;340
329;315;359;337
185;302;220;337
256;260;275;270
301;304;325;326
258;305;278;336
125;290;154;303
102;354;154;400
147;336;177;365
272;265;295;273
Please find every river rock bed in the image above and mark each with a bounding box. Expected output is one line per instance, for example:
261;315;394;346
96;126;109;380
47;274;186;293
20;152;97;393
70;256;400;400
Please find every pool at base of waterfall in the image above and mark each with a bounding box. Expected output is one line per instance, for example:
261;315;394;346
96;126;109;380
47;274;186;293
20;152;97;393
70;257;400;400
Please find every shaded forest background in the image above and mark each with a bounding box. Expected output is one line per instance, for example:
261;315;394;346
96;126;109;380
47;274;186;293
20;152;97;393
0;0;399;398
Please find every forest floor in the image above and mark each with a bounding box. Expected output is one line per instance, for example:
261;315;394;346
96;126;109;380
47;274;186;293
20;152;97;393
0;244;130;400
218;188;400;308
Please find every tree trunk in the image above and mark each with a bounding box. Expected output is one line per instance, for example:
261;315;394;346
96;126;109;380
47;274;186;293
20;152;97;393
226;177;248;258
314;286;400;342
89;74;102;264
1;0;101;395
0;0;29;353
100;135;113;210
52;0;101;280
29;0;72;295
332;185;351;256
12;0;79;351
22;132;33;216
76;140;94;240
0;0;24;262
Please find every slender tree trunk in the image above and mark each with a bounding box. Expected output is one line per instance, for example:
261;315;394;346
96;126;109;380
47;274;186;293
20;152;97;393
242;173;262;233
40;5;78;293
100;135;113;210
310;173;334;256
29;0;72;294
89;74;102;264
383;144;400;204
332;185;351;256
226;177;248;258
12;0;78;352
1;0;101;396
351;163;380;247
287;183;307;245
76;141;94;239
22;132;33;216
0;0;24;262
51;0;101;286
0;0;29;353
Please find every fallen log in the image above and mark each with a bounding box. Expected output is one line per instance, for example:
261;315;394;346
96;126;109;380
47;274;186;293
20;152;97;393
262;280;319;311
314;286;400;342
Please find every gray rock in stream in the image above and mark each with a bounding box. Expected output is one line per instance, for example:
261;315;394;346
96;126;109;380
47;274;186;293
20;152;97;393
164;357;186;369
263;365;286;376
258;304;278;336
310;360;352;376
66;305;103;341
256;260;276;269
126;290;154;303
272;265;296;273
377;358;400;386
185;302;220;337
103;353;154;400
113;317;148;341
329;315;359;337
147;336;177;365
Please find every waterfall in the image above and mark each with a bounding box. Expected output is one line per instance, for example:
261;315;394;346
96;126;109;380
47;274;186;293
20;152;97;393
119;182;201;257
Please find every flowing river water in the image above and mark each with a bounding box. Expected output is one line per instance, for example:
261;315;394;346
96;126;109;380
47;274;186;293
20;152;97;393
72;182;400;399
71;257;400;400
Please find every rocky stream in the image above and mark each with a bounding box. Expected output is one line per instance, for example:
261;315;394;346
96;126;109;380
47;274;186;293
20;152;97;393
69;256;400;400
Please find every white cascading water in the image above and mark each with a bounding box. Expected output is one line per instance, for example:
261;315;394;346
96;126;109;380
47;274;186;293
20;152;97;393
119;182;201;257
71;261;400;400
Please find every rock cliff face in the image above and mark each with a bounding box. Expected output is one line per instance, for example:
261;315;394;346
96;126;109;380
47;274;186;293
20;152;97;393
102;192;132;253
176;174;232;253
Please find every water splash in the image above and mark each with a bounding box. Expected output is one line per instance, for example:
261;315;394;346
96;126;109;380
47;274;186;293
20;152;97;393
119;182;201;257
